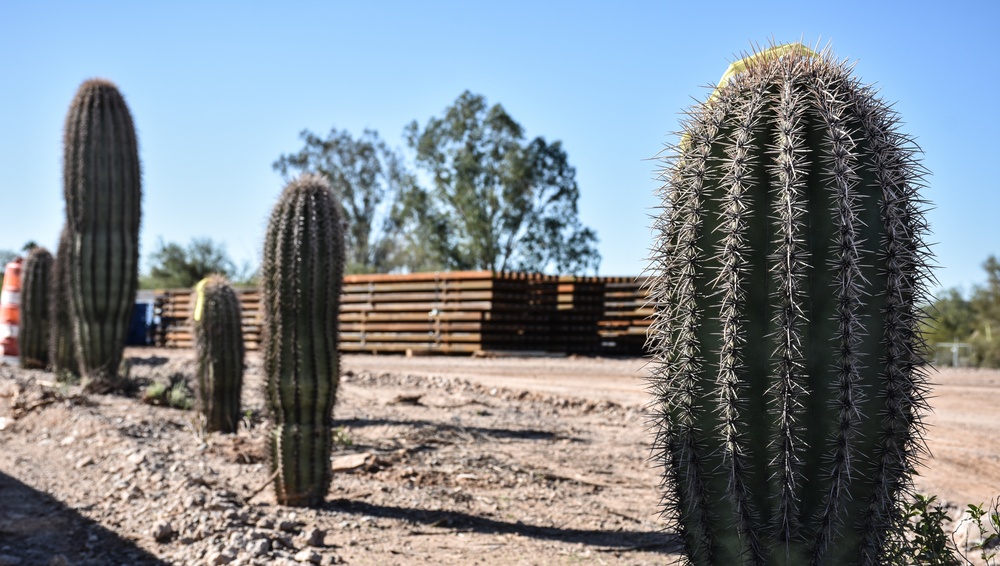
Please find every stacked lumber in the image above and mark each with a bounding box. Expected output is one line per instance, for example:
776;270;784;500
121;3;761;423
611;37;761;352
340;271;557;354
154;288;262;350
598;276;652;355
150;271;654;356
550;276;605;354
153;271;562;355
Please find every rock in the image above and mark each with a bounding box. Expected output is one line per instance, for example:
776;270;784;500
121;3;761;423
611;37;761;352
272;534;294;549
74;456;95;469
0;555;21;566
256;517;275;530
331;452;371;472
278;520;298;533
152;521;174;542
293;550;321;564
303;528;325;547
247;538;270;557
48;556;69;566
205;551;234;565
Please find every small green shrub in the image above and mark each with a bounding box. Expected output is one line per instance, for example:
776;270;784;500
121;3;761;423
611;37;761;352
141;375;193;410
899;494;1000;566
333;426;352;448
957;499;1000;564
902;494;962;565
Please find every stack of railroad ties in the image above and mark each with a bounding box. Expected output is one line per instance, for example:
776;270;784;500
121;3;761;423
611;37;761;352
153;271;651;356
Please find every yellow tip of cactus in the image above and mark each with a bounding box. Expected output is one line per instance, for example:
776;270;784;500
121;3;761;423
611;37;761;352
711;43;819;102
680;43;821;151
193;277;209;322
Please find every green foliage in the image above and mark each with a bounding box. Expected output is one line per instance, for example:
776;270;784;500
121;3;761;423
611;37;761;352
192;275;245;433
333;426;352;448
960;500;1000;564
141;377;194;410
141;237;253;289
648;44;931;564
924;256;1000;367
901;495;962;565
19;247;53;369
922;289;975;346
404;90;600;274
274;128;416;274
62;79;141;393
262;174;345;507
895;495;1000;566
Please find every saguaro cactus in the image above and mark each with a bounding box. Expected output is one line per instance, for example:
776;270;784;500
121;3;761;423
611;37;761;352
19;247;53;369
262;174;345;507
647;43;931;565
50;226;79;378
62;79;142;392
192;275;245;433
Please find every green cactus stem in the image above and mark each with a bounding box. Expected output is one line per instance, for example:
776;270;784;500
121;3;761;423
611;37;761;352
647;43;932;565
262;174;345;507
49;227;78;378
19;247;53;369
192;274;245;433
62;79;142;392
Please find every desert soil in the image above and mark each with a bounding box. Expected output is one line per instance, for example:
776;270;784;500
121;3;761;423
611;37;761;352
0;349;997;565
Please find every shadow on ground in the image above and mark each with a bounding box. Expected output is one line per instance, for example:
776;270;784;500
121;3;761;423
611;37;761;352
335;416;584;443
326;498;680;554
0;471;168;565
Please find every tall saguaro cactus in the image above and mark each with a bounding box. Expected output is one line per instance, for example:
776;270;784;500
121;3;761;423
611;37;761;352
647;43;931;565
19;247;53;369
192;274;245;433
63;79;142;392
262;174;345;507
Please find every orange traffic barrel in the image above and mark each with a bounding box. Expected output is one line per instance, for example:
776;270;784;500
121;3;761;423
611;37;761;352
0;257;22;364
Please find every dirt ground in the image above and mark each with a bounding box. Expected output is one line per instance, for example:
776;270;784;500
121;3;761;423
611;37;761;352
0;349;997;565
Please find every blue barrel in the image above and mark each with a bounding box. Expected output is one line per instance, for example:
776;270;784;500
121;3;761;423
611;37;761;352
126;302;152;346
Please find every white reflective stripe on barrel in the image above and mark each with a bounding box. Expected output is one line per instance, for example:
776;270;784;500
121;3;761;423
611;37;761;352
0;356;19;365
0;290;20;306
0;324;17;340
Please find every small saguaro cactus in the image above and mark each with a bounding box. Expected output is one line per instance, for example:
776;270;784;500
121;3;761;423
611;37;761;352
63;78;142;392
262;174;345;507
192;274;245;433
49;226;79;378
647;43;932;565
19;247;53;369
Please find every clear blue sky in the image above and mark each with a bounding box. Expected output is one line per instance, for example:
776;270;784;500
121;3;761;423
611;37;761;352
1;1;995;295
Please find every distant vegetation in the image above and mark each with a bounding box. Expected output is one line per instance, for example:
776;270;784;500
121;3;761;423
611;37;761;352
274;90;601;276
139;237;256;289
923;255;1000;368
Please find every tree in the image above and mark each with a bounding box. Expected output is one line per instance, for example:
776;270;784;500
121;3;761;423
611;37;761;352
967;256;1000;366
141;237;250;289
403;91;600;274
274;128;415;274
921;288;974;345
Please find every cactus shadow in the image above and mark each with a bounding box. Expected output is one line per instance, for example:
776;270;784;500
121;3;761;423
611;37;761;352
335;417;585;443
0;471;169;565
325;498;680;553
127;355;171;367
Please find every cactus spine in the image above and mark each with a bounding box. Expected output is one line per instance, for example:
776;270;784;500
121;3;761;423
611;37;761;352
648;44;931;565
62;79;142;392
19;247;53;369
192;275;245;433
262;174;345;507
